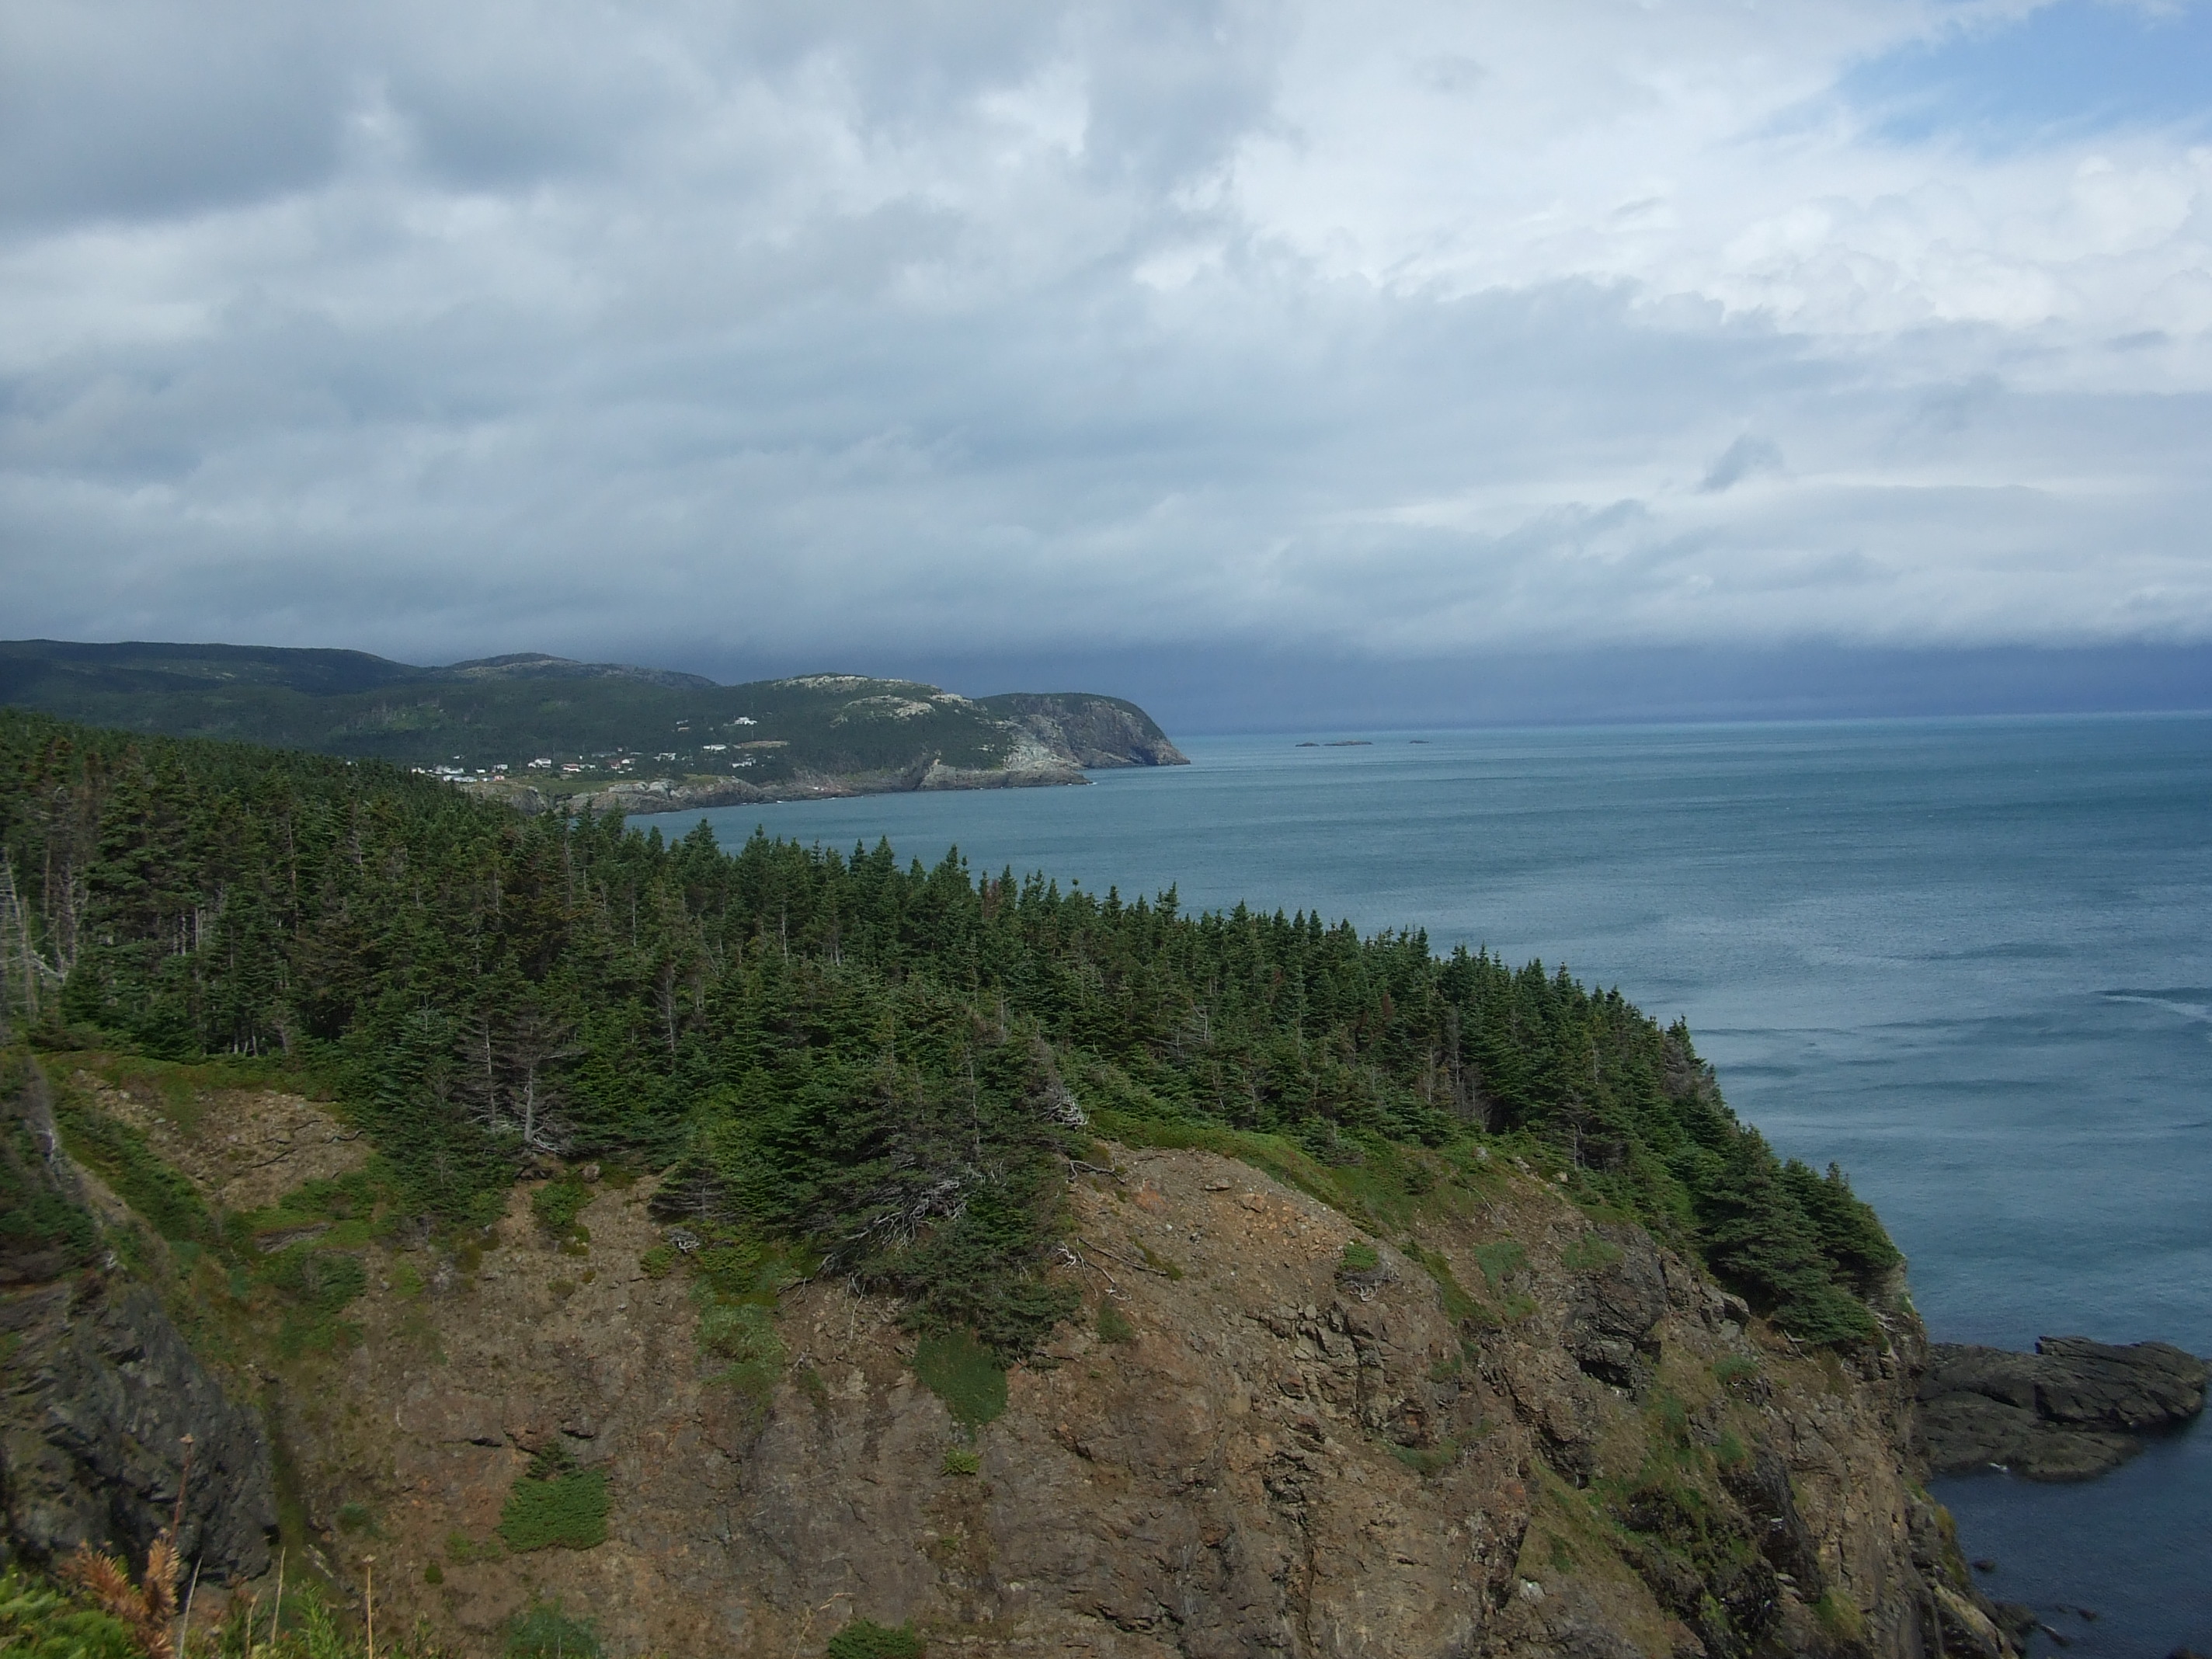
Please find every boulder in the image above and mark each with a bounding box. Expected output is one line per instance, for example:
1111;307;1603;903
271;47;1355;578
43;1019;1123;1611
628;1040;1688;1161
2031;1336;2207;1428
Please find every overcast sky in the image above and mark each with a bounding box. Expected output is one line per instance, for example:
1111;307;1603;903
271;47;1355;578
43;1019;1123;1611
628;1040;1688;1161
4;0;2210;723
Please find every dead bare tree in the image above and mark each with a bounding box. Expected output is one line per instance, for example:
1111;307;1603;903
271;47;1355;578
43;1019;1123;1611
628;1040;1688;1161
0;851;65;1034
502;1005;581;1154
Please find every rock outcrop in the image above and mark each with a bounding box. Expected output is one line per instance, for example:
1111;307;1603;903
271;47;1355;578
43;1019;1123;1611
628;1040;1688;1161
0;1067;276;1577
977;694;1191;769
1917;1337;2208;1480
16;1065;2036;1659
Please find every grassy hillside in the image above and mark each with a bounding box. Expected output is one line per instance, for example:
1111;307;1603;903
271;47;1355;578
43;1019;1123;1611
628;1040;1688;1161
0;641;1183;793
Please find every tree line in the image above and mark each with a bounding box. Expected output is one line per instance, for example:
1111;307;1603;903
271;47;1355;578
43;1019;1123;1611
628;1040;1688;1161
0;708;1898;1350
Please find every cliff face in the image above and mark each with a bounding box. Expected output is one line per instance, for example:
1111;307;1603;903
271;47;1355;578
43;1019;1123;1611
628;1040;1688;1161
977;694;1192;770
0;1067;275;1579
12;1059;2011;1659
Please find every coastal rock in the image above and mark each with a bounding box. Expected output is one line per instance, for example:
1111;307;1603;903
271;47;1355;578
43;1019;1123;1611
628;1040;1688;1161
2030;1336;2207;1427
0;1069;276;1577
976;692;1191;769
1917;1338;2207;1480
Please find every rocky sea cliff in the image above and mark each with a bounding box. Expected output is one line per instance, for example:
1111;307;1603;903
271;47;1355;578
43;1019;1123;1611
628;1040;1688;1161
4;1053;2057;1659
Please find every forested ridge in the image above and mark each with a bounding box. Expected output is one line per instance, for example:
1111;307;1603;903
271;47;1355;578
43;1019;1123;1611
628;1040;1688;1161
0;708;1899;1352
0;640;1184;791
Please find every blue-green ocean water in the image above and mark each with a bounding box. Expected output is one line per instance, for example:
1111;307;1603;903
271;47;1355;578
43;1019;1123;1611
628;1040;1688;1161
677;715;2212;1656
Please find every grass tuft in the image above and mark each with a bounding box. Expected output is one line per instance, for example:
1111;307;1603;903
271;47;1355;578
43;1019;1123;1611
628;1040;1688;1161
1470;1240;1526;1291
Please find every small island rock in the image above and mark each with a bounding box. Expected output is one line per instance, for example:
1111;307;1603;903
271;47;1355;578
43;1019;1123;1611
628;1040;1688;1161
1918;1336;2207;1480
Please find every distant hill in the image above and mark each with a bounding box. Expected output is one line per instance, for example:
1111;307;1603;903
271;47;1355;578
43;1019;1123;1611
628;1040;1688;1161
0;640;1188;812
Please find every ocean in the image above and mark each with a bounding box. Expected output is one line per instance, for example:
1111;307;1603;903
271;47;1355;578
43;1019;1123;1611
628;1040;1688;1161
676;714;2212;1656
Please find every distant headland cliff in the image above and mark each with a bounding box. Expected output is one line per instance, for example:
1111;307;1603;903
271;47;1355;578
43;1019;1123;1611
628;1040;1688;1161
0;640;1188;812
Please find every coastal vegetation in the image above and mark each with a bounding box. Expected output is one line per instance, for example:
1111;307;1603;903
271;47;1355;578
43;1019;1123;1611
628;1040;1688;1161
0;708;1897;1355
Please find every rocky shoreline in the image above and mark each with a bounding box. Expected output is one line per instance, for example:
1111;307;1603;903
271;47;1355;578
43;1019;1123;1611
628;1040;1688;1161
468;753;1098;819
1916;1335;2208;1480
461;694;1188;818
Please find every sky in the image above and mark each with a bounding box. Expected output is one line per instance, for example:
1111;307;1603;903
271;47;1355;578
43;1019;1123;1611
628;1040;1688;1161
3;0;2210;728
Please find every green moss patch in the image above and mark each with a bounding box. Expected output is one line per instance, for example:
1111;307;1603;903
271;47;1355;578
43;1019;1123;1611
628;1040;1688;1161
913;1329;1006;1429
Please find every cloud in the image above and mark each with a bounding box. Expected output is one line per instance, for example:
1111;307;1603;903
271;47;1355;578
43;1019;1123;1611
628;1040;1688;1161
1;0;2209;705
1700;437;1788;493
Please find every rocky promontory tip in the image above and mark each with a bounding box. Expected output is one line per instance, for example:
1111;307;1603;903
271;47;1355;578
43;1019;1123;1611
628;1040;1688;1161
1918;1336;2208;1480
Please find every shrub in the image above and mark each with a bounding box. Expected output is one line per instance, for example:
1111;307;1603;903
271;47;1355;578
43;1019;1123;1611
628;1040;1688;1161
1339;1241;1379;1274
499;1443;609;1552
913;1330;1006;1429
1095;1303;1134;1344
697;1297;784;1424
638;1243;676;1278
507;1599;603;1659
941;1448;980;1476
826;1619;924;1659
530;1179;592;1236
0;1104;99;1272
0;1566;141;1659
261;1247;369;1357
